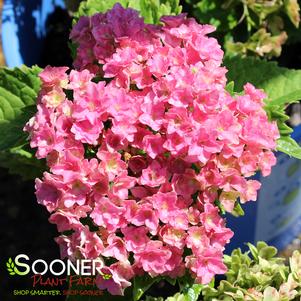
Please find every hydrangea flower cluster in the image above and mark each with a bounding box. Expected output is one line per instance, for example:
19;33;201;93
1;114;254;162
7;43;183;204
25;4;280;296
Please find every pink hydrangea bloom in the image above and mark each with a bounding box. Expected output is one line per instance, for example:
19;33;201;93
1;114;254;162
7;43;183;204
96;262;134;295
134;241;173;276
25;3;280;295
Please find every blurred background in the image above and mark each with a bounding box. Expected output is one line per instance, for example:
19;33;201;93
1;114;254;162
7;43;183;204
1;0;301;300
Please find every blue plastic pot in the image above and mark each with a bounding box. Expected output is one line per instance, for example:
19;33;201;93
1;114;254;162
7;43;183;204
1;0;65;67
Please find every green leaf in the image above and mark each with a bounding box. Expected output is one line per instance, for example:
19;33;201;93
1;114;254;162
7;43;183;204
246;243;259;262
270;89;301;106
166;293;186;301
185;284;203;301
284;0;300;28
133;275;161;301
0;106;36;151
277;121;294;135
0;66;44;179
178;273;194;293
263;287;279;301
258;246;278;260
0;144;45;179
276;136;301;159
224;56;301;103
165;276;177;286
0;66;41;151
177;274;204;301
289;250;301;274
75;0;128;18
75;0;182;24
256;241;268;251
231;202;245;217
225;81;235;96
168;284;204;301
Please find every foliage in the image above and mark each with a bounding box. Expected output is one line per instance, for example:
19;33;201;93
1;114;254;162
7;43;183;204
74;0;182;24
0;66;44;179
184;0;300;58
202;242;301;300
0;145;45;180
133;275;164;301
0;66;41;149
